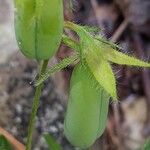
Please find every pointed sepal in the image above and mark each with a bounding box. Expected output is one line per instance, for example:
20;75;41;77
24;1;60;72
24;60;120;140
106;49;150;67
86;52;117;100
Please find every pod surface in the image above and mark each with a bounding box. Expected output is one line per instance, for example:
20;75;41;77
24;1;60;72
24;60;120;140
64;64;110;149
97;90;110;138
14;0;63;60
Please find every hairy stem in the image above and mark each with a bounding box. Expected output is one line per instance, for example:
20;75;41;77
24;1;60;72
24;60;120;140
25;60;49;150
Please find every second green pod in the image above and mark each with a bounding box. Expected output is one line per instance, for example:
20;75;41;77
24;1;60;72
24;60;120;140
14;0;64;60
64;63;110;149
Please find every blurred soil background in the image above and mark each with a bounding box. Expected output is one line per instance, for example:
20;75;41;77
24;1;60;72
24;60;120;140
0;0;150;149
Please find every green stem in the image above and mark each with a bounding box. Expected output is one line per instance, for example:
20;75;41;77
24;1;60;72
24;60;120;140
25;60;49;150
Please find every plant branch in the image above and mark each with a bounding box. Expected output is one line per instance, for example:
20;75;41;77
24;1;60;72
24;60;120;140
25;60;49;150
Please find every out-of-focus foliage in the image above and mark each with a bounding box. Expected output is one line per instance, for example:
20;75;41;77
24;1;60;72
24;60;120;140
142;138;150;150
44;134;62;150
0;135;12;150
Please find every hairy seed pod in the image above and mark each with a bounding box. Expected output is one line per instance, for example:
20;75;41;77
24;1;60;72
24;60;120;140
14;0;63;60
64;64;110;149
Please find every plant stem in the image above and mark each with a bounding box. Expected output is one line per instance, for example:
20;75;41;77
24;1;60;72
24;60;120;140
25;60;49;150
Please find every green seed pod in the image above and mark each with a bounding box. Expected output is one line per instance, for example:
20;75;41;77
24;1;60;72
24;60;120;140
64;64;110;149
14;0;63;60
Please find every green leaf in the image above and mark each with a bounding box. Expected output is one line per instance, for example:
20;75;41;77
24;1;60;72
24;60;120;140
106;49;150;67
62;34;80;52
64;22;117;99
86;51;117;100
0;135;13;150
142;138;150;150
94;35;121;50
64;22;93;48
82;25;101;34
44;134;62;150
64;21;150;100
35;55;79;86
65;21;101;34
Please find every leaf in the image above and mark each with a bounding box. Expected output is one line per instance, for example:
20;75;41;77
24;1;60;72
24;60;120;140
106;49;150;67
65;22;150;67
142;138;150;150
62;34;80;52
64;22;117;99
64;21;150;100
44;134;62;150
64;22;93;45
35;55;79;86
82;25;101;34
94;36;121;50
86;51;117;100
0;135;13;150
65;21;100;33
64;22;96;61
